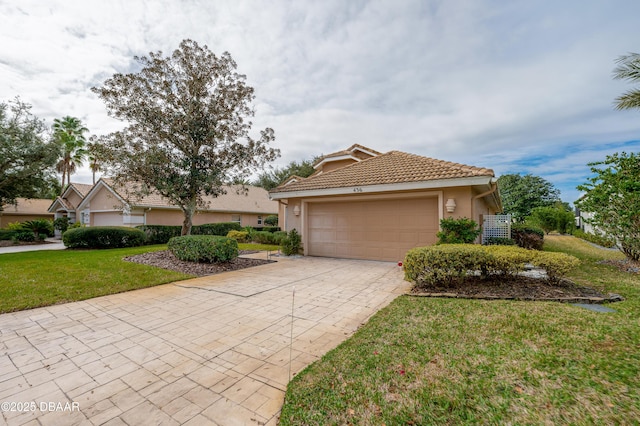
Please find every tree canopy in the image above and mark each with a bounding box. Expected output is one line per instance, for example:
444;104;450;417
576;152;640;261
92;40;279;235
0;99;59;209
613;52;640;110
254;158;318;190
497;173;561;222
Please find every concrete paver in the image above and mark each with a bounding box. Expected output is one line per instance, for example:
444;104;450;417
0;256;410;425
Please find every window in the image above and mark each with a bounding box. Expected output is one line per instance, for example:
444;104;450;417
231;214;241;224
257;215;263;225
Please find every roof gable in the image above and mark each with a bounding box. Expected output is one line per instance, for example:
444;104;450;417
313;144;381;171
271;150;494;194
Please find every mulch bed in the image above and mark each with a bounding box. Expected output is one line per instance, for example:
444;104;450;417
124;250;274;276
411;275;616;303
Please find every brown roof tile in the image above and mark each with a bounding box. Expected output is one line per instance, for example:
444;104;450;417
271;150;494;193
2;198;55;215
102;179;277;214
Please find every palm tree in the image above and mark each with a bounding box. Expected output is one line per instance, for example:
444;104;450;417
613;52;640;110
87;141;101;184
52;116;88;189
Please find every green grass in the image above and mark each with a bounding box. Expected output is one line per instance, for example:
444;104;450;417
239;242;281;252
0;243;280;314
0;245;192;313
280;235;640;425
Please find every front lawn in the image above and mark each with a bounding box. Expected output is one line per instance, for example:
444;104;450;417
0;243;280;314
0;245;192;313
279;236;640;425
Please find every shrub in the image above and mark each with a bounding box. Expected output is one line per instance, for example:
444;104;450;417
21;219;54;239
193;222;242;236
227;230;249;243
63;226;146;249
12;231;36;242
482;245;531;277
511;224;544;250
168;235;238;263
259;226;281;233
282;229;301;256
264;215;278;226
250;230;285;245
53;217;71;233
6;222;24;231
0;229;18;240
484;237;516;246
405;244;489;286
437;217;481;244
533;252;580;283
68;221;83;229
404;244;580;286
136;225;182;244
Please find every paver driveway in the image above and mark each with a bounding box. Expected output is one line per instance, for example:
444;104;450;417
0;256;410;425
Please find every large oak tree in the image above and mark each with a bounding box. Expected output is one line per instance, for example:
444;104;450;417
92;40;279;235
0;99;59;208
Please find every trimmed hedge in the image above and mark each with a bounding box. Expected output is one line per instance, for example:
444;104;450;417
137;225;182;245
168;235;238;263
195;222;242;236
63;226;146;249
136;222;244;244
227;230;249;243
404;244;579;286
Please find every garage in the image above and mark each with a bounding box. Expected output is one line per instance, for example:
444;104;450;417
307;197;439;262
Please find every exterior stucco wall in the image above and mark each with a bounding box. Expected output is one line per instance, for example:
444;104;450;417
320;159;357;173
65;191;84;210
88;186;125;211
145;209;265;228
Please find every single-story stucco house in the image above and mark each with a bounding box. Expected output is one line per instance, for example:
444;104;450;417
269;144;502;262
70;178;278;228
1;198;55;228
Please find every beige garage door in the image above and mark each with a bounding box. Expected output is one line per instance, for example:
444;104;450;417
92;212;123;226
307;197;439;262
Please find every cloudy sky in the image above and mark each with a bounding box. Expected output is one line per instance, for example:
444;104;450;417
2;0;639;204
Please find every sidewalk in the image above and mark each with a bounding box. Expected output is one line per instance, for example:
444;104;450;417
0;238;66;254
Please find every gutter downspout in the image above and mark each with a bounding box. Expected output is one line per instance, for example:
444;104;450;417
471;178;499;220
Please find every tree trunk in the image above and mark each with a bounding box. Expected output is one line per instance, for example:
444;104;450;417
181;206;195;236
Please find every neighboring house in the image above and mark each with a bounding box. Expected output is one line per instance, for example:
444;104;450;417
269;144;501;262
48;183;94;225
75;178;277;228
0;198;54;228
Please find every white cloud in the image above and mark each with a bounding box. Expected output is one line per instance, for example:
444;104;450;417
1;0;639;205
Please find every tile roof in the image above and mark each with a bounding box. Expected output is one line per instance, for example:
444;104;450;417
2;198;55;215
70;183;94;197
102;179;277;214
271;150;494;193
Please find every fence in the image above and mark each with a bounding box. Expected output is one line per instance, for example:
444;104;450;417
482;214;511;244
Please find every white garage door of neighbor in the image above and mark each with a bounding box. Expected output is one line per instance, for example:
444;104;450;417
307;197;439;262
92;212;123;227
